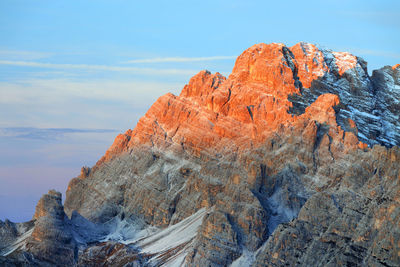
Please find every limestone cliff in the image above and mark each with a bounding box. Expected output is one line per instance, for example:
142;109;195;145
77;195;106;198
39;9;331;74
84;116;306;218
1;42;399;267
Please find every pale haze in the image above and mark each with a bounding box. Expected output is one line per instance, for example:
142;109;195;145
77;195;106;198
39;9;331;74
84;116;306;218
0;0;399;221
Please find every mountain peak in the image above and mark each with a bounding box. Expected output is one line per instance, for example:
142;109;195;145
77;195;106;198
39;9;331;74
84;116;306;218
93;42;382;167
61;43;399;266
33;190;63;220
3;42;400;267
180;70;226;100
231;42;365;88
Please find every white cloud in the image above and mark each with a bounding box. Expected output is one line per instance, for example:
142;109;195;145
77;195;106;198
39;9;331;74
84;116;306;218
0;78;183;105
0;60;198;76
123;56;236;64
0;55;233;130
348;49;400;60
0;78;184;129
340;10;400;28
0;49;52;60
0;127;118;140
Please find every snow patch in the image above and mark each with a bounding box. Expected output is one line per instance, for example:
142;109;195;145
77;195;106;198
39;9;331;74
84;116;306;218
101;216;145;242
116;208;209;266
267;187;299;235
1;228;34;256
332;52;358;75
164;252;187;267
136;208;207;254
230;249;256;267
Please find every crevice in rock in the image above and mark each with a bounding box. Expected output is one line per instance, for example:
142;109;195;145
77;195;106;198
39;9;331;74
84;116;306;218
330;194;342;213
251;166;308;238
167;193;181;223
282;46;303;90
226;213;244;250
246;105;254;121
313;123;330;153
221;87;232;109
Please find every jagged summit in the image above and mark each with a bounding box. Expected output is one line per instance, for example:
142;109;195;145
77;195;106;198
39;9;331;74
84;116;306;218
94;42;399;168
1;42;400;266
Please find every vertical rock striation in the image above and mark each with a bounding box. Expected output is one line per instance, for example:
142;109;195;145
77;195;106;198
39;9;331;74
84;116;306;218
2;42;400;266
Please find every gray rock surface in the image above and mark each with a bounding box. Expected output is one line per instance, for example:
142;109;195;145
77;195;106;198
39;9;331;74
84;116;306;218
288;44;400;147
1;43;399;266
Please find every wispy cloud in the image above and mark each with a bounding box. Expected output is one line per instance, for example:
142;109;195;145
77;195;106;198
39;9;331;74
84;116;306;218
0;60;197;76
340;10;400;28
348;49;400;60
123;56;236;64
333;46;400;61
0;78;183;129
0;127;118;140
0;49;52;60
0;78;182;106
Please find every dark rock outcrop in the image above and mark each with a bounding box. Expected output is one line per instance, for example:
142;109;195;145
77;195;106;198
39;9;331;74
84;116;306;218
26;190;76;266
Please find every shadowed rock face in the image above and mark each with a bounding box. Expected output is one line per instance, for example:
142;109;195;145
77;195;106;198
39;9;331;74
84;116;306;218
2;42;400;266
0;191;75;266
26;190;76;266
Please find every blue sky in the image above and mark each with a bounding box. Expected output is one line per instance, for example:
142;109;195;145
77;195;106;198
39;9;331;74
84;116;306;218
0;0;399;221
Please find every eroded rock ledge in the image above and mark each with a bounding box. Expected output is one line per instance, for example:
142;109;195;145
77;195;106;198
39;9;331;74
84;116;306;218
2;42;399;266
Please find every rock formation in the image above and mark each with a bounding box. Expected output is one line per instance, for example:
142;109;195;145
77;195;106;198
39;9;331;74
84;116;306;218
1;42;399;266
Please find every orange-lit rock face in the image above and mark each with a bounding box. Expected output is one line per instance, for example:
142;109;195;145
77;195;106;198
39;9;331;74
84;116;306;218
332;51;358;75
289;42;328;88
99;42;365;164
59;43;400;267
180;70;226;101
393;64;400;70
301;93;339;125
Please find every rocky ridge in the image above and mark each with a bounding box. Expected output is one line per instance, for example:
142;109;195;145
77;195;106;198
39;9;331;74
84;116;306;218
1;42;399;266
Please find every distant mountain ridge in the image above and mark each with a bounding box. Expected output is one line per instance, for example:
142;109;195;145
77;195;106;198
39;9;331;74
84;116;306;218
1;42;399;266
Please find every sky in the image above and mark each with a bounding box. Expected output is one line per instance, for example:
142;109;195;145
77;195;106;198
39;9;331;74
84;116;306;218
0;0;399;222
